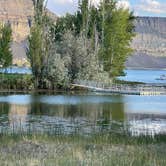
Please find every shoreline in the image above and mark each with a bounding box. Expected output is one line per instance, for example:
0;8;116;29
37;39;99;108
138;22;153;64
126;67;166;70
0;83;166;96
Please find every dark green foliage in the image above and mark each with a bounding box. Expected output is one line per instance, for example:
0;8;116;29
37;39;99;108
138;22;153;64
27;0;54;89
32;0;45;25
54;14;77;41
54;1;100;41
27;24;43;88
0;23;12;68
0;73;33;90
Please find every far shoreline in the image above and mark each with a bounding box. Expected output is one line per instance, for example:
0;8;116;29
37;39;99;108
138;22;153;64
126;67;166;70
13;66;166;71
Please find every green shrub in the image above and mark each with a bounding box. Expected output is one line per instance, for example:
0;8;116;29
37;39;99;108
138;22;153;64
0;73;34;90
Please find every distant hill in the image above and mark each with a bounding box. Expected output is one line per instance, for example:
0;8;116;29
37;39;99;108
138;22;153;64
0;1;165;68
126;17;166;69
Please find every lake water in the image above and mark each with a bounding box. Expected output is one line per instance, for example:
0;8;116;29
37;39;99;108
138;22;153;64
0;92;166;137
0;67;31;74
119;69;166;84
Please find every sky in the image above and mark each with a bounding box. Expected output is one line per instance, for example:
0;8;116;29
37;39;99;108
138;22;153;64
47;0;166;17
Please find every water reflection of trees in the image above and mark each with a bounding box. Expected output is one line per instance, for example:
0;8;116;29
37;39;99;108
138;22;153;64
0;103;10;128
0;103;10;115
30;96;125;124
8;104;30;126
28;98;125;134
0;103;30;132
1;95;166;136
0;95;126;134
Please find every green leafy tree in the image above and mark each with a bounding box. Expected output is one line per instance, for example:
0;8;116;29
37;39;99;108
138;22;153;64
101;1;135;77
27;0;54;88
56;31;105;82
27;0;45;88
0;23;12;68
54;14;77;41
27;24;43;88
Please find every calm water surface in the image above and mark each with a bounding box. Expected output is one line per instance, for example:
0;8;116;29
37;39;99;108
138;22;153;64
0;92;166;137
119;69;166;83
0;67;31;74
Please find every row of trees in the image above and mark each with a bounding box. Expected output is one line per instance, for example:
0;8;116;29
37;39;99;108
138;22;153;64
27;0;135;89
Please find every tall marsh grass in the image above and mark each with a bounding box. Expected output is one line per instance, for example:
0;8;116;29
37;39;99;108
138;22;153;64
0;133;166;166
0;118;166;166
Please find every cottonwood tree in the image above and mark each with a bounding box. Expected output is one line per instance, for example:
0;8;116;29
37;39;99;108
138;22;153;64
27;0;54;88
101;0;135;77
0;23;12;68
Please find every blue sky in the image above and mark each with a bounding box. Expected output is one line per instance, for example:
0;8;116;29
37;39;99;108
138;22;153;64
47;0;166;17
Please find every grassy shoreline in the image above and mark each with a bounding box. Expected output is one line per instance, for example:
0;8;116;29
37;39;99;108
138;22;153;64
1;73;166;93
0;133;165;166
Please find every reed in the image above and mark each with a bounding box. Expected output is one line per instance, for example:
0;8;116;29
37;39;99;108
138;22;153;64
0;133;165;166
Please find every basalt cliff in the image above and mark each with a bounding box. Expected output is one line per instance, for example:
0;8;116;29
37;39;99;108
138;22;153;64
0;0;57;66
0;0;33;65
126;16;166;68
0;0;166;68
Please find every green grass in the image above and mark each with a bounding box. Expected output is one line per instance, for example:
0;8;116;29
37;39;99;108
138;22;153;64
0;133;165;166
113;78;145;85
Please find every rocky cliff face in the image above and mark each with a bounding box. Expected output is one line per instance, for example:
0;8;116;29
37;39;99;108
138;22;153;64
0;0;34;65
0;0;34;42
0;0;57;66
127;17;166;68
132;17;166;57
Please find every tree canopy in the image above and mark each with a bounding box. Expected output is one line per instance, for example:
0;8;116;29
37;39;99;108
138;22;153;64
27;0;135;89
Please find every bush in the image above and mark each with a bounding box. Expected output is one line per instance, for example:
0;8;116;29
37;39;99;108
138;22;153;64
0;73;34;90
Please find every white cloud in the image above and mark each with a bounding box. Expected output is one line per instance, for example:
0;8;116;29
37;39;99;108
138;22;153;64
117;0;130;9
51;0;74;5
90;0;100;6
90;0;130;9
47;0;166;16
135;0;166;14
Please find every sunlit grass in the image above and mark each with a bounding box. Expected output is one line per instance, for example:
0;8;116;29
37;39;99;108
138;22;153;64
0;132;165;166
